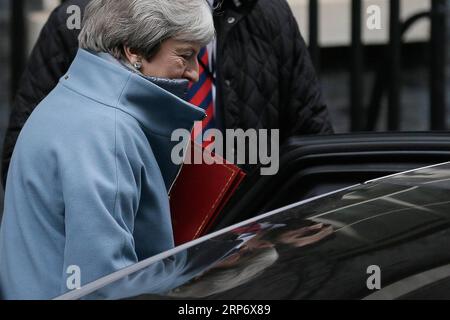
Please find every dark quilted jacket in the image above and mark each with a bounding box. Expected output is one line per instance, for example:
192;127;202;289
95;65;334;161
2;0;333;185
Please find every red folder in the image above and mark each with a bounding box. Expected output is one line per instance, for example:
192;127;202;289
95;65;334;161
169;142;246;246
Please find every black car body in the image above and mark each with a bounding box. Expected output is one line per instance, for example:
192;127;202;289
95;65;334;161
56;161;450;300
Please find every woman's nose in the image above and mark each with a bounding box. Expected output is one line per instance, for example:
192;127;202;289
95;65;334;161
184;69;199;83
184;59;200;82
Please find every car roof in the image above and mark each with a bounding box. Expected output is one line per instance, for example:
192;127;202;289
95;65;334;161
56;161;450;300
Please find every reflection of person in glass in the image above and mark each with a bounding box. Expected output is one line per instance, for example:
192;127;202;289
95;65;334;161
168;223;333;298
277;223;334;248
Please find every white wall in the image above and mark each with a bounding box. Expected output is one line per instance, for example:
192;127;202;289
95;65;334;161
287;0;431;46
26;0;59;55
27;0;432;53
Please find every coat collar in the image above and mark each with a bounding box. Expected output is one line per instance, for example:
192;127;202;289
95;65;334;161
218;0;257;11
215;0;258;46
61;49;206;190
62;49;205;139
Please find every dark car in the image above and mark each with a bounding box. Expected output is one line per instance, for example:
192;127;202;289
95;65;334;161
56;160;450;300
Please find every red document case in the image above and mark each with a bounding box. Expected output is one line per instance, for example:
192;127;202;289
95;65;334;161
169;142;246;246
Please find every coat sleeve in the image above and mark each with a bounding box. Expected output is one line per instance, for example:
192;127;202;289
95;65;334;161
277;0;334;139
1;2;83;187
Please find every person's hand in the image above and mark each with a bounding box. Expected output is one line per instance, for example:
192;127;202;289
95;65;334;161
277;223;333;248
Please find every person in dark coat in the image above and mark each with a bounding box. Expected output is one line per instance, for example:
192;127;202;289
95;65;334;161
2;0;334;186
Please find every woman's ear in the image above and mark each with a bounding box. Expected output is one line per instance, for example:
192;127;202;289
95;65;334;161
123;46;143;70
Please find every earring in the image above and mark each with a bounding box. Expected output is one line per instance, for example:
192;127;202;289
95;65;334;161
133;61;143;70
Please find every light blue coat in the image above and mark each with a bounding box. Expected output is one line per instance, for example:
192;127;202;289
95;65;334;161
0;49;205;299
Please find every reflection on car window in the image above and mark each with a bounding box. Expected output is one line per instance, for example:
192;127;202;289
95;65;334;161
59;163;450;300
